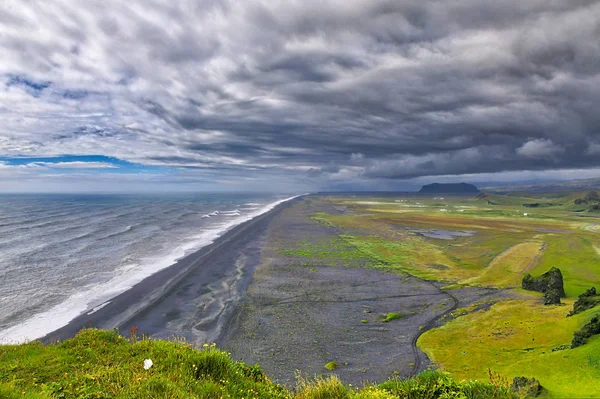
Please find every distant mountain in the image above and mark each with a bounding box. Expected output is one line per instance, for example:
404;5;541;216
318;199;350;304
418;183;480;194
484;177;600;193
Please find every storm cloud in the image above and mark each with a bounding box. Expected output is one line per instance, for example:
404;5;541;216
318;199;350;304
1;0;600;190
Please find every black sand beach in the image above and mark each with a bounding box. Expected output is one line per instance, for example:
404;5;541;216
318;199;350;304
42;197;300;345
219;197;509;386
43;195;510;387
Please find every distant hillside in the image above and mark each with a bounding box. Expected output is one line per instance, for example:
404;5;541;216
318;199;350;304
419;182;480;194
484;177;600;193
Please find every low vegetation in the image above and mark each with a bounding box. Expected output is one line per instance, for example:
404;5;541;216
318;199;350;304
324;361;338;370
381;313;403;323
0;329;515;398
418;299;600;397
286;192;600;397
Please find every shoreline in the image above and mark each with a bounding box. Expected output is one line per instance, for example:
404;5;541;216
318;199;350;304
39;195;303;344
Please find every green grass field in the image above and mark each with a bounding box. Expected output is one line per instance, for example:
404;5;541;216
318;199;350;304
284;191;600;398
0;329;514;399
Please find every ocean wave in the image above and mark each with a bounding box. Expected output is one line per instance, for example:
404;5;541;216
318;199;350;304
97;225;137;240
221;209;241;216
0;194;302;343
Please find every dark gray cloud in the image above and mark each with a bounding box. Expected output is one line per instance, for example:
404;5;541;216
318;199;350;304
1;0;599;190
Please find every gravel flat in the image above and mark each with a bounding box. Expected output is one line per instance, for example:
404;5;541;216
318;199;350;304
221;196;512;386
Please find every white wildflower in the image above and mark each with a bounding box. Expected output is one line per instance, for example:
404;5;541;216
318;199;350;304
144;359;153;370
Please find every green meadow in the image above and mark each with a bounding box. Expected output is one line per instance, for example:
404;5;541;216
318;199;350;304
283;191;600;398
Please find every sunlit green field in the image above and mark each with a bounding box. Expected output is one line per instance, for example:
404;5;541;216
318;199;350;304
302;191;600;398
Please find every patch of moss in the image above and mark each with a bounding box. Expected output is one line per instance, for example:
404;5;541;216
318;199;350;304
324;361;338;370
382;313;403;322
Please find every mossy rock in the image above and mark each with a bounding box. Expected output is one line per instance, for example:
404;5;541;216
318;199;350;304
543;289;561;305
522;267;566;301
568;287;600;316
571;315;600;348
511;376;543;397
381;313;403;322
324;361;338;370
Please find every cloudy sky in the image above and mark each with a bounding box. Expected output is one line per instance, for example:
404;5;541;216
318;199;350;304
1;0;599;192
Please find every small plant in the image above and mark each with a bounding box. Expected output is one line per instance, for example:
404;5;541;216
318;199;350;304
129;325;139;342
295;375;350;399
488;368;510;390
325;361;338;370
361;319;368;323
380;370;516;399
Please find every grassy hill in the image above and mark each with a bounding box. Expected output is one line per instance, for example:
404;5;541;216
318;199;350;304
483;177;600;193
0;329;515;399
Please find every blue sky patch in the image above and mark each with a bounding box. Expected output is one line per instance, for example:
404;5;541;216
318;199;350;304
6;75;51;97
0;155;170;174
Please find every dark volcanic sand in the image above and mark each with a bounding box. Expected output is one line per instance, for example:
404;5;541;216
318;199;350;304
42;198;298;345
220;197;513;387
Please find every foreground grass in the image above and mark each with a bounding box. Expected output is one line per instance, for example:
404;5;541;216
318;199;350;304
0;329;515;399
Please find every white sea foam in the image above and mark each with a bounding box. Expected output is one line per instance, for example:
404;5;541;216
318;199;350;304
87;301;111;315
0;194;302;344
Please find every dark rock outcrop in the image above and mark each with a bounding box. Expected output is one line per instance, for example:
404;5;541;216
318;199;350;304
568;287;600;316
523;202;558;208
522;267;566;303
571;315;600;348
418;183;480;194
511;376;543;397
544;289;562;305
551;344;570;352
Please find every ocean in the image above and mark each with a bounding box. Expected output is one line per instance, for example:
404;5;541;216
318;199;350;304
0;193;294;343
